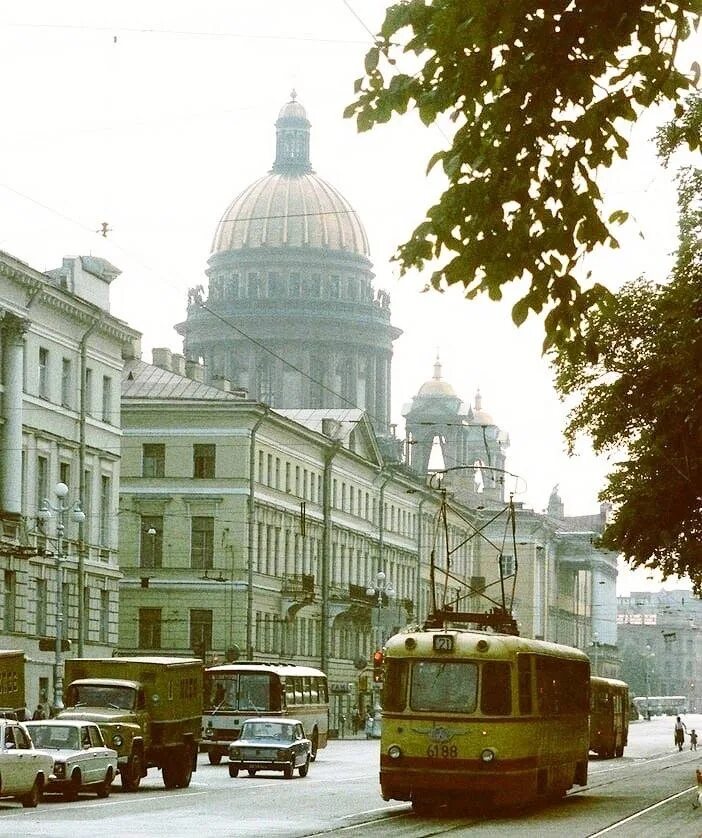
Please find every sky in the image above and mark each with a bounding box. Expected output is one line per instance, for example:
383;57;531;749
0;2;695;595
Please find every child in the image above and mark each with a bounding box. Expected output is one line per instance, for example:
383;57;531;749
693;768;702;809
691;730;698;751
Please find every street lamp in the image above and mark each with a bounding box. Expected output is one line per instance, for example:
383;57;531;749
366;571;394;739
37;482;86;713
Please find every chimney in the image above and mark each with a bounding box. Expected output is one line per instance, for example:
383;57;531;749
171;353;186;376
212;375;231;392
185;359;204;382
321;418;342;439
152;347;172;370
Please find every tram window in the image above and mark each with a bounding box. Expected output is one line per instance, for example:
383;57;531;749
517;655;533;715
285;679;295;707
383;660;408;712
481;661;512;715
410;661;478;713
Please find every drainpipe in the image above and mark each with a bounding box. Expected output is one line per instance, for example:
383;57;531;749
320;442;340;673
246;407;268;660
78;317;102;656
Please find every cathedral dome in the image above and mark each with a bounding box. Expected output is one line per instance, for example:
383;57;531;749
211;92;370;257
417;357;457;398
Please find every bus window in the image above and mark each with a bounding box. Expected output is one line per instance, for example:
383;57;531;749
239;673;272;712
410;661;478;713
309;678;318;703
302;677;312;703
517;654;533;715
318;677;328;703
293;677;303;704
383;660;408;712
481;661;512;715
284;679;295;708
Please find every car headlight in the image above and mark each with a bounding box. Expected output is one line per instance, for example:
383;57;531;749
112;734;123;747
480;748;496;763
229;748;241;759
387;744;402;760
54;761;66;778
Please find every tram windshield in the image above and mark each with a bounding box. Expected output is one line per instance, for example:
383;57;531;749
410;661;478;713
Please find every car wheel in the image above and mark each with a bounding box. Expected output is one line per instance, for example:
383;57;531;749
208;750;222;766
121;752;143;792
247;768;257;777
21;778;41;808
228;763;239;778
96;767;113;798
298;756;310;778
283;760;294;780
63;770;81;801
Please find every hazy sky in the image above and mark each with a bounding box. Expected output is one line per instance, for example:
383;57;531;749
0;2;694;594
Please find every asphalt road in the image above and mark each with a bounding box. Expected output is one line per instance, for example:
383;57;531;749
2;714;701;837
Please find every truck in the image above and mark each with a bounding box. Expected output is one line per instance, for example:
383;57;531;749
0;651;25;720
58;656;202;791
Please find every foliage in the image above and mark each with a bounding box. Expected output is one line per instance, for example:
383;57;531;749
552;125;702;588
345;1;701;357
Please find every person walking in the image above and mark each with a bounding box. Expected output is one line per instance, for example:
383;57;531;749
674;716;687;751
691;729;698;751
364;711;374;739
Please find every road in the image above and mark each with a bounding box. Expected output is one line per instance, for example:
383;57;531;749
2;714;701;837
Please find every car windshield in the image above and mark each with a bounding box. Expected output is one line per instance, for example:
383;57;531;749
30;725;80;750
241;722;291;741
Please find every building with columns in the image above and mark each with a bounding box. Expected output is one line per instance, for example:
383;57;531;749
0;250;139;712
176;92;400;439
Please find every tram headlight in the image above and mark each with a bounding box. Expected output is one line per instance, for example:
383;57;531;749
480;747;496;763
387;744;402;759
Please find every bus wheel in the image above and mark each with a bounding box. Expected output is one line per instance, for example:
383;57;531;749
310;729;319;762
208;750;222;765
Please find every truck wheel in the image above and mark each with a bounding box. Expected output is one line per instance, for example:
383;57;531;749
21;778;41;808
208;750;222;765
162;759;178;790
96;767;113;798
176;752;193;788
121;753;143;792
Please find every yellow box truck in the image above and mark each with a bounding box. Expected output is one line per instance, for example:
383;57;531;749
0;651;25;720
60;656;202;791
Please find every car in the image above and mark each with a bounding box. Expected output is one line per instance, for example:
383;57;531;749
26;719;118;800
0;718;53;807
227;718;311;779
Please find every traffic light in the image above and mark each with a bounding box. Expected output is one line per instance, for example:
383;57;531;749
372;649;384;683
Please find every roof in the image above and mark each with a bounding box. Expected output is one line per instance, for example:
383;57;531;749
122;359;243;402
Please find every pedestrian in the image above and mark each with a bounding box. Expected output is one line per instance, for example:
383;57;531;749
674;716;687;751
691;729;698;751
339;713;346;739
364;711;373;739
32;689;51;720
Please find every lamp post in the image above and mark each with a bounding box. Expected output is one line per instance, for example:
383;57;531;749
366;571;394;738
38;482;85;713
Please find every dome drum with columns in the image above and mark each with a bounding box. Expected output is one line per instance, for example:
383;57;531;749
177;92;400;432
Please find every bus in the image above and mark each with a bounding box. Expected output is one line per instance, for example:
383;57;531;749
380;627;590;812
201;662;329;764
632;695;688;719
590;676;629;758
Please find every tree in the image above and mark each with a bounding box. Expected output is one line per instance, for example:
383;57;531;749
551;95;702;586
345;1;701;357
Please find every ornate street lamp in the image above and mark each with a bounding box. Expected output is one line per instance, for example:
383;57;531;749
37;482;85;713
366;571;394;738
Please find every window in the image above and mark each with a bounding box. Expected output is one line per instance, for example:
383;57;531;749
99;589;110;643
190;609;213;655
38;347;49;398
191;517;214;569
35;578;47;636
138;608;162;649
143;444;165;477
193;444;215;479
410;661;478;713
99;475;111;553
36;456;49;510
140;516;163;568
61;358;72;407
102;376;112;423
480;661;512;715
84;367;93;414
59;462;70;487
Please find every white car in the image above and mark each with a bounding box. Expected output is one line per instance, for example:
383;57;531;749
26;719;117;800
0;718;53;807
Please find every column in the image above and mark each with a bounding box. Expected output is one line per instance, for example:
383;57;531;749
1;317;27;515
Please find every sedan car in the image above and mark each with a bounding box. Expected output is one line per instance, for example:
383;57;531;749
228;718;311;779
26;719;117;800
0;718;53;807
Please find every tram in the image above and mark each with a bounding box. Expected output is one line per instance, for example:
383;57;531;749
379;612;591;812
589;676;629;758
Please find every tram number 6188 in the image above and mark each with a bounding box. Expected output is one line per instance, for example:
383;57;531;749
427;743;458;758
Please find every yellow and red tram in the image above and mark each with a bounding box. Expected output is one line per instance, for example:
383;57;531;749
379;627;590;812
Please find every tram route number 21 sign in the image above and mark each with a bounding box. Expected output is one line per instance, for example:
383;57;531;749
433;635;454;652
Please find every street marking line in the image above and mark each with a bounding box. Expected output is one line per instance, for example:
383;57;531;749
587;786;696;836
